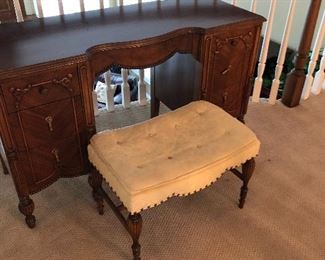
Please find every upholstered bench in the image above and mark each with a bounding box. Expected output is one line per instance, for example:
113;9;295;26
88;101;260;260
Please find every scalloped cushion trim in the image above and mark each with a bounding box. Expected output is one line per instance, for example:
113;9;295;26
88;141;259;214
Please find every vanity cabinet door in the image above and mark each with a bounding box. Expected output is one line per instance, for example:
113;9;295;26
203;27;256;118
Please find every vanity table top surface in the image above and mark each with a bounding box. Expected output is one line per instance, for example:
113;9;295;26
0;0;264;72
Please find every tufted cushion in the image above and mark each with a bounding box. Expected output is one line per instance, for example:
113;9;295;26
88;101;260;214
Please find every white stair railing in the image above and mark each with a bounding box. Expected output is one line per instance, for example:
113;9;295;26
79;0;85;12
311;47;325;95
13;0;24;22
100;0;105;10
231;0;237;6
138;69;147;106
34;0;44;18
104;71;117;112
121;69;131;108
252;0;277;103
268;0;296;105
301;10;325;100
58;0;64;16
250;0;257;13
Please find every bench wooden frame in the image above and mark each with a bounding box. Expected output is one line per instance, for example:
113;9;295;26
88;158;255;260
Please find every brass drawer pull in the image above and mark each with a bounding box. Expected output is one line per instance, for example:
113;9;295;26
51;149;60;163
221;65;232;75
223;92;228;104
45;116;54;132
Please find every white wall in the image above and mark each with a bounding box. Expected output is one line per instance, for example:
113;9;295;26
223;0;325;51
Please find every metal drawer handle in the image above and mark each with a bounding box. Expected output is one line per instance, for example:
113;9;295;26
51;149;60;163
223;92;228;104
221;65;232;75
45;116;54;132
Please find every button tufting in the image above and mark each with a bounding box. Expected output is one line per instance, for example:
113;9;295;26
168;156;173;160
197;144;202;149
116;141;123;145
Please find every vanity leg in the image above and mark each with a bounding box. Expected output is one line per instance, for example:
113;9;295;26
239;158;255;209
18;196;36;228
150;96;160;118
0;154;9;175
88;168;104;215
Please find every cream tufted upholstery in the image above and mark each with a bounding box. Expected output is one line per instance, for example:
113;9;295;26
88;101;260;214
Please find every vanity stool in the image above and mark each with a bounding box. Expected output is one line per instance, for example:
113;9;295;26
87;101;260;260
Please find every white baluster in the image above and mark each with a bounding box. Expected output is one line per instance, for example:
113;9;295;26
252;0;277;103
311;47;325;95
34;0;44;18
302;11;325;100
58;0;64;15
79;0;85;12
92;91;99;116
231;0;237;6
104;71;117;112
250;0;257;13
311;46;325;95
269;0;296;105
121;69;131;108
99;0;105;10
13;0;24;22
138;69;147;106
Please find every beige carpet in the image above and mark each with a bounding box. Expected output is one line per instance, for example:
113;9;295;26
1;96;325;260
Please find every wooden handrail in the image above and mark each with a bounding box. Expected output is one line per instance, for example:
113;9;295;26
281;0;322;107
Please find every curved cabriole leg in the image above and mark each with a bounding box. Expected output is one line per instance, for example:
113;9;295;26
88;168;104;215
127;213;143;260
239;158;255;209
18;196;36;228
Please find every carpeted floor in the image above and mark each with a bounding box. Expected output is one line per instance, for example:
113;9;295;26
1;95;325;260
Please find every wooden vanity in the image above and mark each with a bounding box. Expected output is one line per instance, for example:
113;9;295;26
0;0;265;227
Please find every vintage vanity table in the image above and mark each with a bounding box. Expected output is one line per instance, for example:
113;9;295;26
0;0;265;228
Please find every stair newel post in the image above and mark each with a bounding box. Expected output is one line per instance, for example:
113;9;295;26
281;0;322;107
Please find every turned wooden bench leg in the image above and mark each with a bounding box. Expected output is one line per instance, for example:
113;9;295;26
239;158;255;209
88;168;104;215
127;213;143;260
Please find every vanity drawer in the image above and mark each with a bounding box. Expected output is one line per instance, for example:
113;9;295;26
1;66;80;113
8;96;87;151
19;99;77;149
16;136;85;194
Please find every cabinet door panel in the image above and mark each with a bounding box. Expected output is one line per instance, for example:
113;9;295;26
204;28;255;117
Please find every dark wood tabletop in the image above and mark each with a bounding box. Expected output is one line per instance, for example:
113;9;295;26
0;0;264;71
